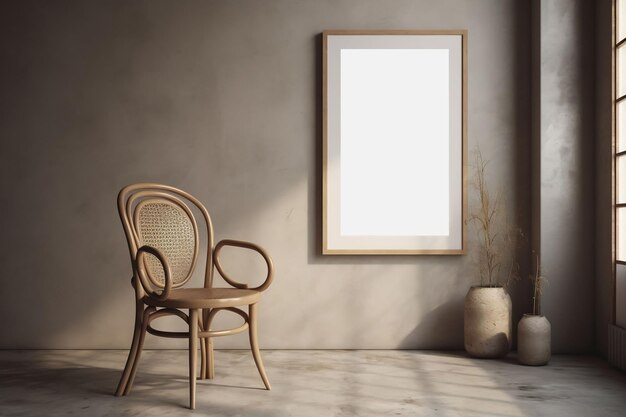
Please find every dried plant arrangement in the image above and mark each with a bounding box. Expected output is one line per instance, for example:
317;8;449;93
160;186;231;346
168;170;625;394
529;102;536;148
468;149;521;288
530;253;546;316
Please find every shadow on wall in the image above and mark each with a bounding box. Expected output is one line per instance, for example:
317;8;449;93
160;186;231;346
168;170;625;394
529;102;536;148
399;297;464;349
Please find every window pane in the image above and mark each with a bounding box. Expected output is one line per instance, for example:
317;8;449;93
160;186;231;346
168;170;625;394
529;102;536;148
619;208;626;261
619;101;626;152
619;156;626;204
619;45;626;98
616;0;626;42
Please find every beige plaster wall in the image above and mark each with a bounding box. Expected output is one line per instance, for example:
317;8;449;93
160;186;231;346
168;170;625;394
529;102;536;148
0;0;543;349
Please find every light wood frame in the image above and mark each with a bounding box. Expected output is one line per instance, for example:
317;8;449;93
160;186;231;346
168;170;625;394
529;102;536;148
322;30;468;255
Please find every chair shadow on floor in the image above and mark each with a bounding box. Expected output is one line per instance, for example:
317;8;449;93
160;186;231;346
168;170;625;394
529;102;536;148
0;357;185;408
0;353;288;417
0;352;271;413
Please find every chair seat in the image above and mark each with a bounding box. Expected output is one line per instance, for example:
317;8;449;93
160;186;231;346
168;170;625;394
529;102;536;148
144;287;261;309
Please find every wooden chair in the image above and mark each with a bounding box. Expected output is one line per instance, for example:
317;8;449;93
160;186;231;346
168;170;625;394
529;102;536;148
114;183;273;409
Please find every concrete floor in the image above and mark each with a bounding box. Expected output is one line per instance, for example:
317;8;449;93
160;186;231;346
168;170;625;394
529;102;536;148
1;350;625;417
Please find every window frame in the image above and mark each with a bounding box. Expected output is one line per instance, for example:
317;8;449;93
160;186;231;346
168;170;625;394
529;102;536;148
615;0;622;324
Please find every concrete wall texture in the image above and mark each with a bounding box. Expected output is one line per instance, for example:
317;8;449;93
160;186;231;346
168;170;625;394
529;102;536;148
0;0;601;352
537;0;595;353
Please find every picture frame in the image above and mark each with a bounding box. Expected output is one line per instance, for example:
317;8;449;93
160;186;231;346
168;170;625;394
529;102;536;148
322;30;467;255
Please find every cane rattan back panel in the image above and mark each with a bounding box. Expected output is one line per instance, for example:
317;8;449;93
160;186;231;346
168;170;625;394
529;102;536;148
135;200;196;287
118;184;215;291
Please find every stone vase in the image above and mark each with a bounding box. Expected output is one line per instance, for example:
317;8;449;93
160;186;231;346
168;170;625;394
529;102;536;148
517;314;551;366
464;286;512;358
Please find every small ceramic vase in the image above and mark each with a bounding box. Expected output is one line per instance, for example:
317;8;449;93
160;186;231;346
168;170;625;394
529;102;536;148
517;314;551;366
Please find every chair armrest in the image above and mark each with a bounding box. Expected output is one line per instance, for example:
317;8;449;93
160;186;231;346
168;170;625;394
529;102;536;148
135;245;172;301
213;239;274;292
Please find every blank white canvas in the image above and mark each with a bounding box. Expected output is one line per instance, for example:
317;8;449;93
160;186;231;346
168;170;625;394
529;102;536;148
339;49;450;236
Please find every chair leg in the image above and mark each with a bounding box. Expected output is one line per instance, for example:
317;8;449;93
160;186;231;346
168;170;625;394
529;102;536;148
198;312;207;380
248;303;271;390
189;309;199;410
207;337;215;379
203;308;215;379
115;303;144;396
200;336;207;380
123;306;154;395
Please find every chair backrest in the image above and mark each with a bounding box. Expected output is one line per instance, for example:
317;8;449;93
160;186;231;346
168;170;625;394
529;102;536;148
118;183;215;295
